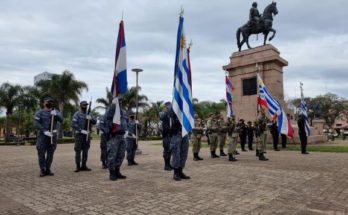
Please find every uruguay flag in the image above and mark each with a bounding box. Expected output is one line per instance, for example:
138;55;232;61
257;74;294;137
300;84;311;136
111;20;128;127
172;14;194;137
226;76;233;118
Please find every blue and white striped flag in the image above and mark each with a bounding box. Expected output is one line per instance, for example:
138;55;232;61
300;83;311;136
172;14;194;137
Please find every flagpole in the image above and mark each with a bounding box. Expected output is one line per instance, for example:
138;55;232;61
132;68;143;155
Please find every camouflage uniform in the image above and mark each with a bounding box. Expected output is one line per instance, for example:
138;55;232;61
255;113;269;161
34;109;63;175
191;117;203;154
71;110;97;169
159;109;172;170
206;115;219;157
218;118;227;156
98;116;108;168
169;109;190;181
227;119;238;161
126;118;138;164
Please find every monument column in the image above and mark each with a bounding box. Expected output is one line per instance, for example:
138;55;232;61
223;44;288;122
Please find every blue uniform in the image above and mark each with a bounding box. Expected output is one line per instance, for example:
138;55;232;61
98;116;108;166
71;111;96;167
34;109;63;172
126;119;138;162
169;109;189;169
102;104;128;170
159;110;171;160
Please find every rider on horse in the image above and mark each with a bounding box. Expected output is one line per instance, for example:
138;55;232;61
249;2;262;29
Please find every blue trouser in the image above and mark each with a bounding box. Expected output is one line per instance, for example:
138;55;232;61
100;133;108;164
162;135;172;159
170;134;189;169
126;137;137;161
36;134;57;171
107;135;126;170
74;134;90;166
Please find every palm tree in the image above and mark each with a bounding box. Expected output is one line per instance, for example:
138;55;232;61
122;87;149;112
36;70;88;137
0;83;23;140
36;70;88;116
95;87;113;111
142;101;164;137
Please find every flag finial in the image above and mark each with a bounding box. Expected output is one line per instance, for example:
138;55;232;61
189;40;193;49
179;6;184;17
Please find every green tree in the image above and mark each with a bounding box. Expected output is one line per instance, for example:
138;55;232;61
122;87;149;112
0;83;23;140
95;87;113;111
142;101;164;137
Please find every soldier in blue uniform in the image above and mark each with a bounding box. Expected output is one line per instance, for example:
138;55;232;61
71;101;97;172
34;97;63;177
102;100;128;181
126;111;139;166
169;108;190;181
98;116;108;169
159;102;173;171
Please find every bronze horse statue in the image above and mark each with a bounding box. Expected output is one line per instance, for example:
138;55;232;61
237;2;278;51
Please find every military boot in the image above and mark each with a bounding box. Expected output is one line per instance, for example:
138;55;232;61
115;167;126;179
74;163;81;173
40;169;46;177
196;153;203;160
179;168;191;179
256;149;259;157
81;164;91;171
211;151;219;158
131;160;138;165
228;154;238;162
164;158;173;171
102;161;107;169
259;153;269;161
173;168;181;181
109;169;117;181
220;150;227;156
193;153;199;161
45;169;54;176
234;150;240;155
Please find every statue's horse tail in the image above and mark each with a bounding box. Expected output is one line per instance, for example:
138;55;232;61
236;27;241;48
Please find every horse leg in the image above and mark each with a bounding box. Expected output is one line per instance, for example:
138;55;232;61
269;29;276;41
246;34;252;49
264;32;269;45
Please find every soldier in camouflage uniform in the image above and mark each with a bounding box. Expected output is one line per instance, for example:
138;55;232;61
191;113;204;161
72;101;97;172
206;113;219;158
217;114;227;156
255;108;269;161
98;115;108;169
126;111;139;166
34;97;63;177
159;102;173;171
169;108;190;181
226;116;238;162
102;101;128;181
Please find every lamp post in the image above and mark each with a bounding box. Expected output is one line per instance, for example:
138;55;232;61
132;68;143;155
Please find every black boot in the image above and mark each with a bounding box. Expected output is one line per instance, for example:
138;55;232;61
234;150;240;155
128;160;134;166
259;153;269;161
45;169;54;176
193;153;199;161
109;169;117;181
228;154;238;162
40;169;46;177
179;168;191;179
220;150;227;156
132;160;138;165
115;167;126;179
81;164;91;171
211;151;219;158
164;158;173;171
173;168;181;181
256;149;259;157
102;161;107;169
74;163;81;172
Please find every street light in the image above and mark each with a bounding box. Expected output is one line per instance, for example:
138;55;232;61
132;68;143;155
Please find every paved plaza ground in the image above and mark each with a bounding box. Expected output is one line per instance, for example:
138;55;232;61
1;140;348;215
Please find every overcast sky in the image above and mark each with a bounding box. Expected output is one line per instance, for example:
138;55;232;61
1;0;347;107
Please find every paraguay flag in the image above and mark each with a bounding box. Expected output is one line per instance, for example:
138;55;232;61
226;76;233;118
172;13;194;137
257;74;294;137
111;20;128;128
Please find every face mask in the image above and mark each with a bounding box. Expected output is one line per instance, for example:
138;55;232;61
45;103;53;109
81;107;87;111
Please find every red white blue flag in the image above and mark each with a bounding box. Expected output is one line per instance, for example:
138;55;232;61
226;76;233;118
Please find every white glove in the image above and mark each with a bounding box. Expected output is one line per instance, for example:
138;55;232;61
44;131;53;137
81;130;89;135
86;115;92;120
135;120;139;124
124;131;129;138
50;110;57;116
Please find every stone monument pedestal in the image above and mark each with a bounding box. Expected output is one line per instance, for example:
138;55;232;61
223;44;288;122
